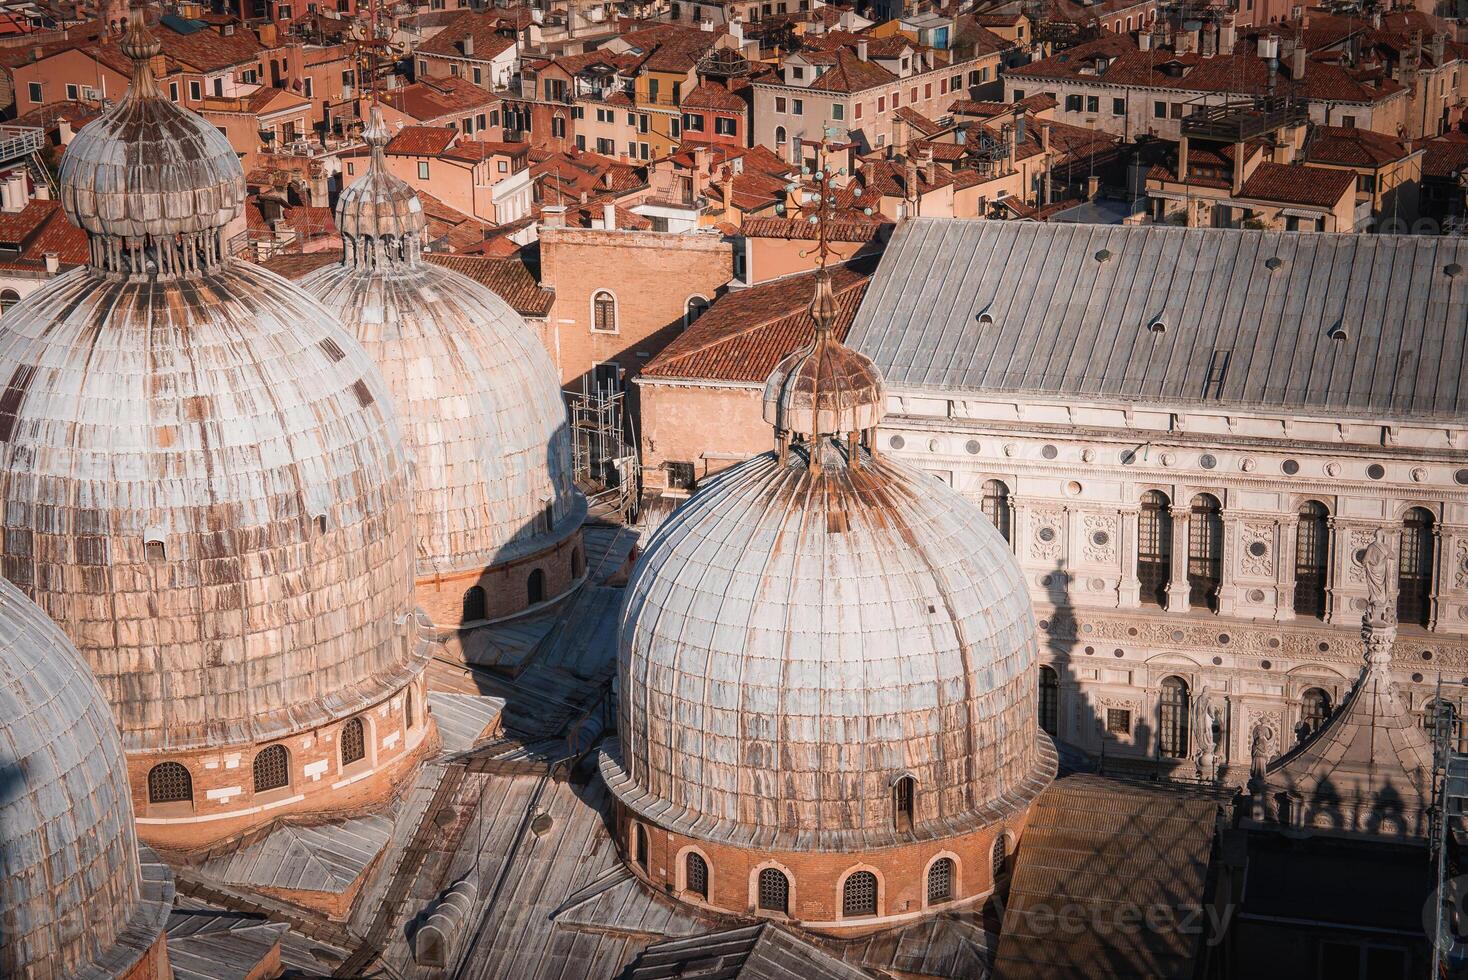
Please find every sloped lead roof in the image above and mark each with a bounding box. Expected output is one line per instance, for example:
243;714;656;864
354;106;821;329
848;219;1468;422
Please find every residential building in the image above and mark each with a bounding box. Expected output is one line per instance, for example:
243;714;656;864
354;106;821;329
415;9;519;91
339;125;532;223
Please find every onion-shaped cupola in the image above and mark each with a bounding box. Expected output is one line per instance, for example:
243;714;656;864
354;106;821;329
603;269;1054;926
0;6;425;845
58;8;245;278
0;578;172;979
297;104;583;626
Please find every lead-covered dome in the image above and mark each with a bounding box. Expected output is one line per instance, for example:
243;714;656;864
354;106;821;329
0;577;171;979
0;18;421;755
299;107;582;580
608;274;1048;847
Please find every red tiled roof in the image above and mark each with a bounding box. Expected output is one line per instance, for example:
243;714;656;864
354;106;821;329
257;252;338;279
417;10;516;61
1417;131;1468;179
0;198;86;266
1306;125;1412;168
384;75;499;122
807;49;899;93
681;80;745;112
386;125;458;156
155;19;263;73
741;215;887;241
441;139;529;163
1237;161;1354;208
427;252;555;317
643;263;873;382
893;106;943;136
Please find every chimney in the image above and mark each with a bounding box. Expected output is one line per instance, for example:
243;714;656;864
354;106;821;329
857;38;868;61
463;33;474;57
1432;32;1445;67
1086;175;1100;200
923;149;937;185
1292;43;1306;79
1040;121;1051;154
43;252;58;275
543;204;566;228
1139;30;1152;51
904;153;919;200
603;202;616;230
1201;24;1216;58
1219;16;1235;56
222;21;235;35
1014;106;1027;144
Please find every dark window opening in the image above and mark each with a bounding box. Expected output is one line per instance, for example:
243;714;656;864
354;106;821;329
1294;501;1329;618
1158;676;1190;759
843;871;878;917
927;857;954;903
463;585;486;622
253;744;289;792
1399;508;1434;626
758;867;789;913
148;762;193;804
1039;665;1059;736
341;716;365;765
893;776;915;832
1139;491;1171;606
1188;494;1223;612
686;852;708;898
528;568;546;605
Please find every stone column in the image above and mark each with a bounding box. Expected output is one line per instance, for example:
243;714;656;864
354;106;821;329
1276;516;1298;622
1430;522;1444;632
1166;505;1192;613
1216;508;1241;618
1119;508;1141;608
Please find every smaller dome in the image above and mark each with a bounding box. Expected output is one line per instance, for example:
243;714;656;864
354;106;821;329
0;577;170;978
58;8;244;244
762;271;884;437
336;106;425;247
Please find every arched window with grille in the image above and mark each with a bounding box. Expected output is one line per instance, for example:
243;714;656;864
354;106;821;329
981;479;1011;543
592;290;617;332
1399;508;1435;627
1158;676;1190;759
1187;494;1223;612
757;867;789;914
148;762;193;805
685;852;708;899
1294;501;1330;618
991;836;1007;880
1138;491;1171;606
341;716;366;765
528;568;546;605
1300;688;1331;737
927;857;954;904
842;871;878;917
892;775;915;832
462;586;486;623
0;289;19;313
1038;665;1059;736
253;744;289;793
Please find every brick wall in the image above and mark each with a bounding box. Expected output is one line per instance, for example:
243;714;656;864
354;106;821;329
639;381;767;491
538;227;734;391
414;527;584;628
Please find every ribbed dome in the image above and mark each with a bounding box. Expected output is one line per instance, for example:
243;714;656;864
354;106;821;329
58;10;244;245
611;439;1044;846
335;107;426;248
762;271;884;438
0;577;170;979
0;261;420;753
298;260;583;577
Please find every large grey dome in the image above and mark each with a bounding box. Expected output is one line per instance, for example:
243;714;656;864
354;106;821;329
0;577;170;979
610;439;1044;847
300;105;582;579
0;260;421;753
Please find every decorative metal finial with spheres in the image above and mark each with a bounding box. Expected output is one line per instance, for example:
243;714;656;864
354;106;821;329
761;130;885;478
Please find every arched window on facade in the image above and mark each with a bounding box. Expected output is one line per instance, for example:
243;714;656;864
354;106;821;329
981;479;1011;543
0;289;19;313
1038;665;1059;736
1294;501;1330;619
1299;688;1331;738
462;586;486;623
892;775;915;832
147;762;193;805
991;836;1007;880
1138;491;1171;607
843;871;878;917
341;716;366;765
528;568;546;605
927;857;954;904
1187;494;1223;612
572;546;585;579
253;744;289;792
1158;676;1190;759
757;867;789;914
684;295;709;328
686;852;708;899
405;688;415;729
592;290;617;332
632;822;648;868
1399;508;1435;627
774;125;787;147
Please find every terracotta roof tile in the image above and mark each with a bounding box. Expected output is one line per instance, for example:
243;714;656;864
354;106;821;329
643;262;873;382
681;80;745;112
1307;125;1412;168
427;252;555;317
807;49;899;93
382;75;498;123
385;125;458;156
417;10;516;61
1238;161;1355;207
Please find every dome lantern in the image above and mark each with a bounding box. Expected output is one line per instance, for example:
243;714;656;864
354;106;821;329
335;105;426;269
58;5;246;280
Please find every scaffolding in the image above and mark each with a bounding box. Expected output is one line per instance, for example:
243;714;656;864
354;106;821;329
1430;676;1468;979
568;383;640;521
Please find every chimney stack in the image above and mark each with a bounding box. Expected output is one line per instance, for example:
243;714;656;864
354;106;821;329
857;38;868;61
463;33;474;57
1014;107;1027;144
43;252;58;275
603;202;616;230
1219;16;1235;56
1087;175;1101;200
543;205;566;228
1139;30;1152;51
1292;43;1306;79
1201;24;1216;58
